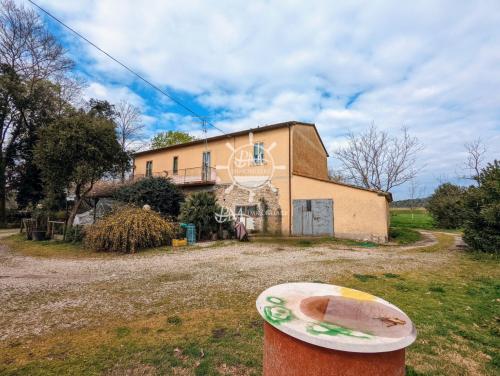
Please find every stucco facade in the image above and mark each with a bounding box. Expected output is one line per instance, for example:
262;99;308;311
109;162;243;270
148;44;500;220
133;121;391;242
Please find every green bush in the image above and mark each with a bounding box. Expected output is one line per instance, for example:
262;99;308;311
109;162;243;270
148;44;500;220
463;161;500;253
84;207;176;253
426;183;467;228
113;177;184;217
65;225;85;243
179;192;230;240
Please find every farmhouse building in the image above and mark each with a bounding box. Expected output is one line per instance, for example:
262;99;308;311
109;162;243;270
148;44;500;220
133;121;391;242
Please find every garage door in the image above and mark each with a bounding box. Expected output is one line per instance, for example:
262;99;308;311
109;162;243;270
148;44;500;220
292;199;333;236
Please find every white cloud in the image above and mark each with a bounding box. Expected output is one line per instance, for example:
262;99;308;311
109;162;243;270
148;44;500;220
36;0;500;199
84;82;145;108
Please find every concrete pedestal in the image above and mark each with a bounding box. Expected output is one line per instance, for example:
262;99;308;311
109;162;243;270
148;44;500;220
263;323;405;376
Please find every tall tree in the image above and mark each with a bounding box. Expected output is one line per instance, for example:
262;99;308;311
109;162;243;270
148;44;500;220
151;130;195;149
333;125;422;192
115;100;144;181
427;183;467;229
0;0;74;221
35;110;126;226
87;98;115;120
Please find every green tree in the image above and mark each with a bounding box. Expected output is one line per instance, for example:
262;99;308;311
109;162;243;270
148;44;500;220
34;110;126;225
426;183;467;229
87;99;115;120
179;192;224;240
463;161;500;253
12;78;75;209
0;0;75;222
151;130;195;149
113;177;184;217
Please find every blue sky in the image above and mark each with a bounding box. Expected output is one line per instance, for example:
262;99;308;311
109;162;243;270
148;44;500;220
30;0;500;199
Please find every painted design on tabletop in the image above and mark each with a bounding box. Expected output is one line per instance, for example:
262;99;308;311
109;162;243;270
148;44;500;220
306;322;371;339
264;294;372;339
263;296;294;325
340;287;376;301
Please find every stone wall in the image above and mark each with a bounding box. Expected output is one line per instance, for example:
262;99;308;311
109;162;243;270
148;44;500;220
214;184;282;234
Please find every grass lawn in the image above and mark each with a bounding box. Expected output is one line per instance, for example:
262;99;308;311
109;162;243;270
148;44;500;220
0;232;498;375
389;227;422;244
1;234;227;259
250;235;379;248
390;208;435;229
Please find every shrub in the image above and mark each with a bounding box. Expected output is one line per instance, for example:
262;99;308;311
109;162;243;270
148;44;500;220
113;177;184;217
463;161;500;253
426;183;467;228
84;207;176;253
179;192;230;240
65;225;85;243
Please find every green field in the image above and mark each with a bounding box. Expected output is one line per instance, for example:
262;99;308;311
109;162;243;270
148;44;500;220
390;208;435;229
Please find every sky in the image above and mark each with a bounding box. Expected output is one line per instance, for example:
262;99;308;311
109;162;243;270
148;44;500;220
29;0;500;199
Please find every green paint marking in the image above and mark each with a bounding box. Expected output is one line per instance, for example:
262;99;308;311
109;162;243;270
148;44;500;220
263;305;293;325
266;296;285;305
306;322;371;339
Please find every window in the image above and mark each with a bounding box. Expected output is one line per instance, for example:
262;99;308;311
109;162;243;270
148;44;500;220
173;156;178;175
146;161;153;177
235;205;258;217
253;142;264;164
306;200;312;212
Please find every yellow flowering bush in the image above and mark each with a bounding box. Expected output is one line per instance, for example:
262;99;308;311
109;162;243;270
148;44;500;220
84;207;176;253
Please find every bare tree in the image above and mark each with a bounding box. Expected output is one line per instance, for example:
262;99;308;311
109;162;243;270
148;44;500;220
115;101;144;181
0;0;72;83
463;138;486;186
334;124;423;192
328;169;346;183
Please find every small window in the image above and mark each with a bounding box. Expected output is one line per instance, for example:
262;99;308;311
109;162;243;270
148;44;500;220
235;205;258;217
253;142;264;164
146;161;153;177
173;156;178;175
306;200;312;212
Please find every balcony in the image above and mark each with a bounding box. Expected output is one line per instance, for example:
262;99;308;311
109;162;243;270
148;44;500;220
133;167;217;186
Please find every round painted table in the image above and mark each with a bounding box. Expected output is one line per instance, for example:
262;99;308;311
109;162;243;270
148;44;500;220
256;283;417;376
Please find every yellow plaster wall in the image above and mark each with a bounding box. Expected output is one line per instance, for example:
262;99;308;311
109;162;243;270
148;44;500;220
291;174;390;242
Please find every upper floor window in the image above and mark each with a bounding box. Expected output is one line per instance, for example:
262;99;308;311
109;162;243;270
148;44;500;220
254;142;264;164
173;156;178;175
146;161;153;177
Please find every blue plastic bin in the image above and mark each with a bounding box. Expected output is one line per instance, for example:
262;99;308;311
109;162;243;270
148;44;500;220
186;224;196;244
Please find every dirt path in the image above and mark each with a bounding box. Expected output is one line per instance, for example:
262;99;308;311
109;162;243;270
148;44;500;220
0;231;456;342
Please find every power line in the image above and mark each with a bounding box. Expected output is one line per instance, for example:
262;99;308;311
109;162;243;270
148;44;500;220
27;0;226;135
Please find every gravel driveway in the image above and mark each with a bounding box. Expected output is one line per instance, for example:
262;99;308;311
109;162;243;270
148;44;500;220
0;231;451;342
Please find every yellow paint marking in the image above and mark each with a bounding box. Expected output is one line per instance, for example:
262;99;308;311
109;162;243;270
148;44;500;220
340;287;376;301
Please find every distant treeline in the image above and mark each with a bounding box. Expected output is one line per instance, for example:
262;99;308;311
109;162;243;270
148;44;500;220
390;197;430;208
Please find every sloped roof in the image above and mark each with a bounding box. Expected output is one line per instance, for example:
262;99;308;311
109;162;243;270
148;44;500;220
133;120;329;157
293;172;393;202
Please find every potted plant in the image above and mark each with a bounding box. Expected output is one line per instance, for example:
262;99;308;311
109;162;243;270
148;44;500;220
31;204;48;241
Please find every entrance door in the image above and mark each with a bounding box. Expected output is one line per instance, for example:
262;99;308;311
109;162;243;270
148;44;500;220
202;151;211;181
292;199;333;236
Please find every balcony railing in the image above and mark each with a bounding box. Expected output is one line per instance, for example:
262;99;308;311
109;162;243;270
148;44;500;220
133;167;217;186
